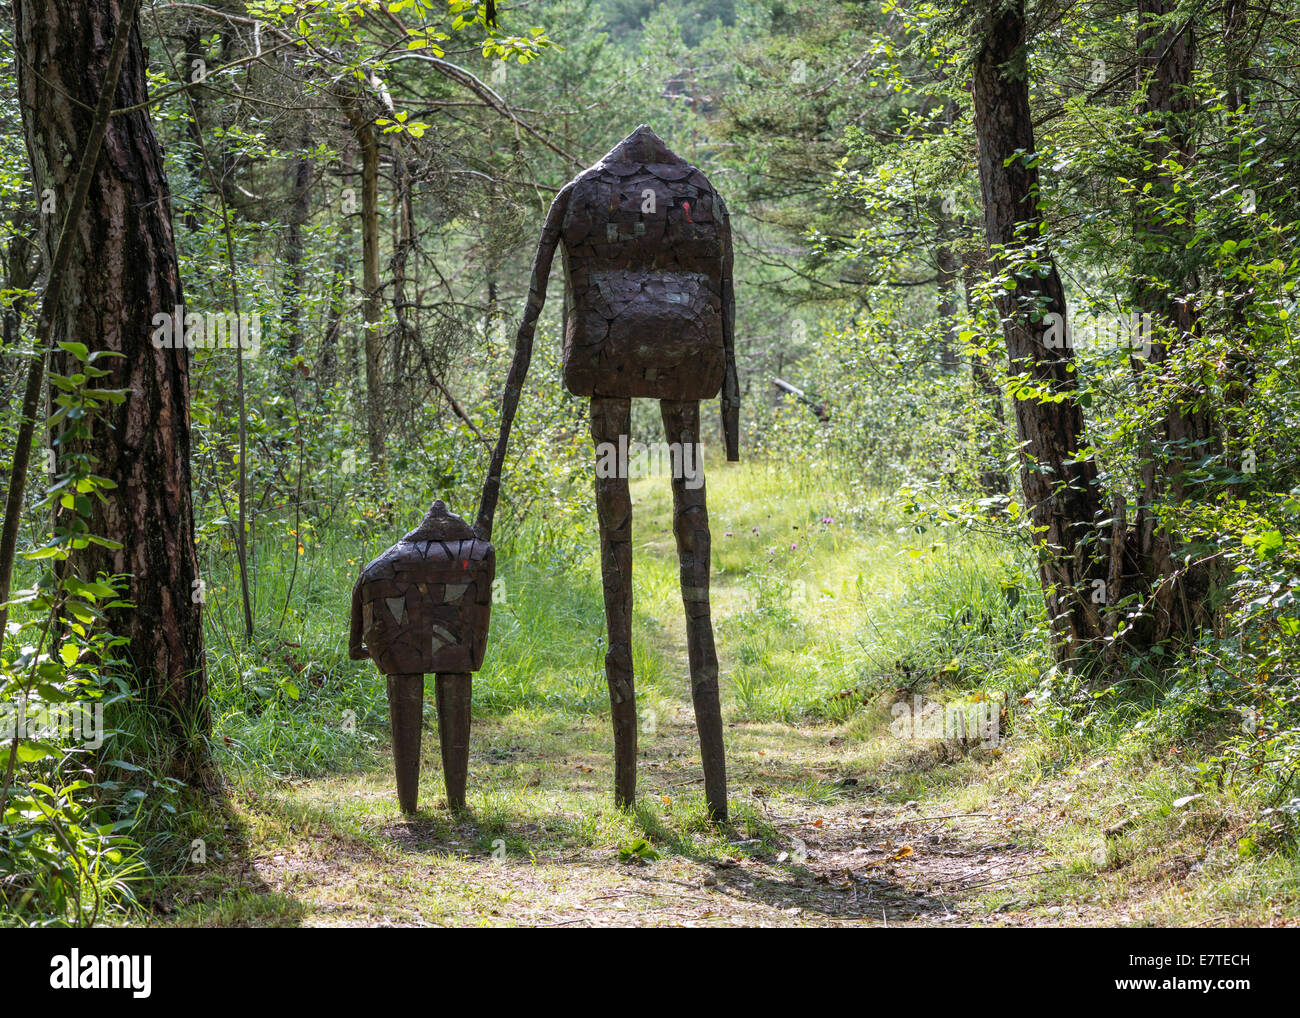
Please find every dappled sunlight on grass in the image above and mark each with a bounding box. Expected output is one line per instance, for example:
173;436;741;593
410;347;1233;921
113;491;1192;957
157;458;1300;927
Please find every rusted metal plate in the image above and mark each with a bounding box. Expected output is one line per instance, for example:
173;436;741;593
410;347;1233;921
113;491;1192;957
560;125;728;399
351;500;494;674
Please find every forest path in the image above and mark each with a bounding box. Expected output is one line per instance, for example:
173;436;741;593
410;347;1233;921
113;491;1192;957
163;473;1151;927
187;708;1074;927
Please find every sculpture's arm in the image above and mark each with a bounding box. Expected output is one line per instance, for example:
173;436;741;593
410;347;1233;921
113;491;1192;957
348;575;369;660
475;183;573;541
719;194;740;461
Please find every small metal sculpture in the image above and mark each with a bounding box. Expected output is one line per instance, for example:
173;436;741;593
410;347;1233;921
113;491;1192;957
479;124;739;821
349;500;494;812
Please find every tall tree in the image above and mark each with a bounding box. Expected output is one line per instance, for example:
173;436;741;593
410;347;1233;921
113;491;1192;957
1131;2;1218;641
14;0;208;773
1220;0;1256;500
345;92;385;472
971;0;1107;660
282;132;313;360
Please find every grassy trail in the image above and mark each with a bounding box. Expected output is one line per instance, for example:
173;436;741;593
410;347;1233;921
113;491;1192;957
155;463;1296;927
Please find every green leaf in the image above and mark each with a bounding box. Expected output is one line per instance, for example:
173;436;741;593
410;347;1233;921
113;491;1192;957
1245;530;1284;559
16;742;57;763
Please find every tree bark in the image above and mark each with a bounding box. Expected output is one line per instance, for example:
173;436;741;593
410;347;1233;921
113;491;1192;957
282;137;313;360
388;135;415;419
1222;0;1254;500
961;252;1009;495
935;97;962;374
180;27;206;234
1132;2;1218;642
318;232;349;390
14;0;209;769
972;0;1107;661
2;213;39;354
344;95;385;472
936;240;961;373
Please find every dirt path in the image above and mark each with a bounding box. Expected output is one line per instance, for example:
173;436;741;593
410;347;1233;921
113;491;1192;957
164;494;1166;927
182;682;1157;927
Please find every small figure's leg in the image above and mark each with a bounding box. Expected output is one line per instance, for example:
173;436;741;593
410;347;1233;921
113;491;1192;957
591;395;637;809
661;399;728;822
387;674;425;814
435;672;472;811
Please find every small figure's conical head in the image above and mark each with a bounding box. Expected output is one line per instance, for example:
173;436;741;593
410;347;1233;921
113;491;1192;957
403;498;476;543
599;124;683;167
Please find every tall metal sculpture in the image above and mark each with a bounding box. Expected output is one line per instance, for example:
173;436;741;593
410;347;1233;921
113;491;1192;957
479;124;739;821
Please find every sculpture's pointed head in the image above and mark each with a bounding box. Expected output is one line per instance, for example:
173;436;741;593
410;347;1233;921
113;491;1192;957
600;123;683;167
403;498;476;543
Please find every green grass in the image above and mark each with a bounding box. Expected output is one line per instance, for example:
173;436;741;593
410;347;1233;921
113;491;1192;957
45;455;1300;925
194;455;1046;761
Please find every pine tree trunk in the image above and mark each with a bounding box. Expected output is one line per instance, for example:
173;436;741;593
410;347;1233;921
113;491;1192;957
345;96;385;472
1132;3;1218;642
972;0;1107;662
389;137;415;419
319;234;349;390
180;27;206;234
936;238;961;374
961;253;1009;495
282;140;312;360
14;0;209;771
1222;0;1255;499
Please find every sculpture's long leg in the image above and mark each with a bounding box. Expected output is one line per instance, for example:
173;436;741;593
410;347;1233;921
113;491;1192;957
435;672;472;811
387;673;424;813
591;396;637;809
660;399;728;822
